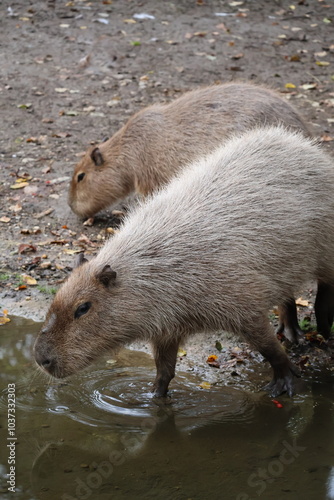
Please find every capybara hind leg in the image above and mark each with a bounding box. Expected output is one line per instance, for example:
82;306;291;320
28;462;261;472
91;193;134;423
152;337;180;397
276;299;304;343
315;281;334;340
246;318;301;397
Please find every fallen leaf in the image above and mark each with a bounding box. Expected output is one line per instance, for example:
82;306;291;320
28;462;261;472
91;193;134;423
52;131;72;138
17;103;32;109
305;332;325;343
300;83;317;90
285;83;296;88
215;340;223;352
78;54;91;68
22;275;37;285
289;54;300;62
50;239;69;245
34;208;54;219
39;261;52;269
9;203;22;213
315;51;327;58
64;110;79;116
0;317;11;325
316;61;330;66
321;134;334;142
199;381;211;390
206;354;218;363
296;297;310;307
10;182;29;189
177;349;187;357
18;244;37;254
63;249;82;255
16;176;32;182
231;53;244;59
0;216;10;223
123;18;136;24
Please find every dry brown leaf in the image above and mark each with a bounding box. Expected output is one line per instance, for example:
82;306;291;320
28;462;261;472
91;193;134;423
18;244;37;254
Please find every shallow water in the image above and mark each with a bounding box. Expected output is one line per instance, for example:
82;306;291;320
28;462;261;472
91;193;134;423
0;317;333;500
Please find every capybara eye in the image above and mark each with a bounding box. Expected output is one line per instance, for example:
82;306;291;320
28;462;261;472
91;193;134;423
77;172;85;183
74;302;91;319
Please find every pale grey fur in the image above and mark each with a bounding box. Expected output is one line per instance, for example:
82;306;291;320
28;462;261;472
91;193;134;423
35;126;334;397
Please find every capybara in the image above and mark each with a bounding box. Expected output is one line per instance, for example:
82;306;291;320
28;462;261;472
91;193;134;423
36;127;334;398
68;82;311;219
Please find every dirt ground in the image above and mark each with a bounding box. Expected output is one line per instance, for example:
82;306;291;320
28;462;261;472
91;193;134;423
0;0;333;334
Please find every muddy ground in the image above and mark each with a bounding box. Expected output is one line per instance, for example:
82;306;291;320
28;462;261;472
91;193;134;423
0;0;334;378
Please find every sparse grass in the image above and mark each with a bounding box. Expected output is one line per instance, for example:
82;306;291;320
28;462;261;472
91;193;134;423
0;273;10;281
37;285;57;295
0;272;24;286
299;317;316;333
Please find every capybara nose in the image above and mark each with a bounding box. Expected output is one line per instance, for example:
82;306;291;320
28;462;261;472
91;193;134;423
41;358;52;368
35;351;56;373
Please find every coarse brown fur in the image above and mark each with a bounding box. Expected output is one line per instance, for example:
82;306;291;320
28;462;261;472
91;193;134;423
36;127;334;399
68;82;311;219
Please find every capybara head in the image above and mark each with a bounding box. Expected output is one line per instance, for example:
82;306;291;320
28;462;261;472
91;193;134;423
68;136;134;219
33;255;127;378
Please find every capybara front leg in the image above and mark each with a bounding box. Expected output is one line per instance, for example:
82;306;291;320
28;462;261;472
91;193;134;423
315;280;334;340
246;318;301;397
152;337;180;397
276;298;304;343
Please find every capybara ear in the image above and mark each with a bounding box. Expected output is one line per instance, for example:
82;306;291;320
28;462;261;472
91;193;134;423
96;264;117;287
91;147;104;167
75;253;88;268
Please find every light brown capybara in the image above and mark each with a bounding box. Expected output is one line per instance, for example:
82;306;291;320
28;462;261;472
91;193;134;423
35;127;334;399
68;82;311;220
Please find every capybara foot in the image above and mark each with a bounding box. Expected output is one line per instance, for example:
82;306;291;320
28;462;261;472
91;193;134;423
263;362;301;397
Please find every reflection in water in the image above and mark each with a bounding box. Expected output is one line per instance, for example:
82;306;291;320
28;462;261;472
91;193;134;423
0;317;333;500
